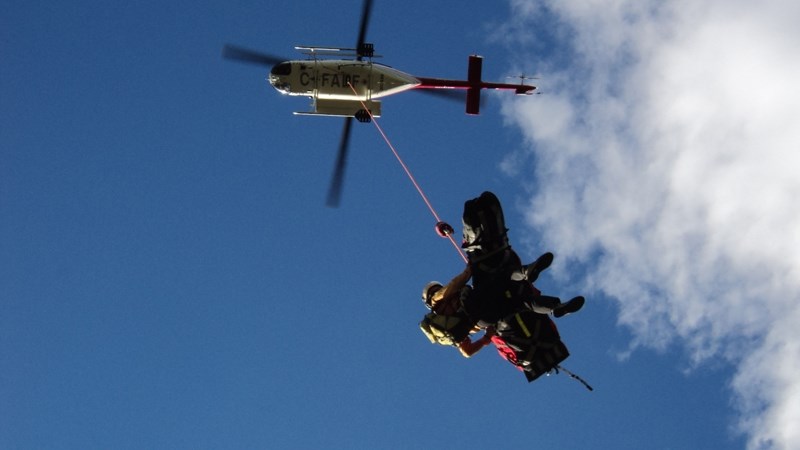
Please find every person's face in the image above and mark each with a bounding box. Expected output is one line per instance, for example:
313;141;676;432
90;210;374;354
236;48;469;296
425;285;442;308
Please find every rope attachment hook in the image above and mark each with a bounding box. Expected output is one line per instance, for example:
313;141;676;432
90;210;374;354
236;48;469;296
435;221;455;238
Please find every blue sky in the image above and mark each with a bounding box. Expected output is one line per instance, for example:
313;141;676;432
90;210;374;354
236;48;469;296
3;0;797;449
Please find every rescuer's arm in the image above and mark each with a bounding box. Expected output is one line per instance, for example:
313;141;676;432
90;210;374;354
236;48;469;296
431;265;472;307
458;326;496;358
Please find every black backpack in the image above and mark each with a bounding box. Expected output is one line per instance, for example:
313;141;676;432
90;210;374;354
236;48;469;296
495;310;570;382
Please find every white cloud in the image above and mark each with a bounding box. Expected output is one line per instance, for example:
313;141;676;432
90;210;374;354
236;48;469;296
501;1;800;448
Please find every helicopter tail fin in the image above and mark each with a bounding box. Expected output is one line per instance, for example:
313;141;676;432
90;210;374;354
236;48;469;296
466;88;481;115
466;55;483;115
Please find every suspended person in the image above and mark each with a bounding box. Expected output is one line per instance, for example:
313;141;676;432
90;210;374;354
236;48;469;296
420;191;584;381
419;265;496;357
419;261;582;381
459;191;584;322
462;191;585;382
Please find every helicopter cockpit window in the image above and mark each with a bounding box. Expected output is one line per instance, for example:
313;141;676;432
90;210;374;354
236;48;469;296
271;63;292;76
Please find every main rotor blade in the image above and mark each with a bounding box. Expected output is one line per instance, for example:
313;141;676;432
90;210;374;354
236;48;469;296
355;0;373;59
222;44;284;67
327;117;353;207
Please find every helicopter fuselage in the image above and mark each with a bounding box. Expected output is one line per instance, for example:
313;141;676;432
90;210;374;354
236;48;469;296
221;0;536;206
269;59;420;101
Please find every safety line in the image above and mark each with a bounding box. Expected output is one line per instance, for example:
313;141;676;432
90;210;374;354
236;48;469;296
348;83;467;263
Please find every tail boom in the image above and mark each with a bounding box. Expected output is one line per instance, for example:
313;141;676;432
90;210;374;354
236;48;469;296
414;55;536;114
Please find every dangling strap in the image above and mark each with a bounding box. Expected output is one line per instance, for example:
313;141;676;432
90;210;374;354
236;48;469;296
556;364;594;391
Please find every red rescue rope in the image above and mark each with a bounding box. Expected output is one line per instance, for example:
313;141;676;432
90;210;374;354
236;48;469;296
348;83;467;263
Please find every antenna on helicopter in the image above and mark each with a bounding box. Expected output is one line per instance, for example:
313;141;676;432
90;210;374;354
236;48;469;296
507;75;540;83
507;75;542;94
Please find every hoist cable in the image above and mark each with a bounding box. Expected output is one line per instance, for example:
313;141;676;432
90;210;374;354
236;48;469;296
348;83;467;263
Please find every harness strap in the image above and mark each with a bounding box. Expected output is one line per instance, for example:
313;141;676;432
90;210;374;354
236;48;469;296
515;313;532;338
519;317;549;368
467;243;510;264
469;245;514;279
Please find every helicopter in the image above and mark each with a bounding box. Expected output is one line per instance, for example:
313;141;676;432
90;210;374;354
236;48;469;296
223;0;535;206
